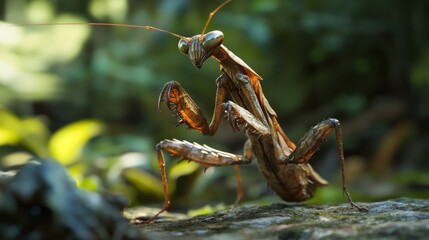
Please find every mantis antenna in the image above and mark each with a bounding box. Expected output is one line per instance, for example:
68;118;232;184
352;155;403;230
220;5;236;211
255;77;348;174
11;0;233;40
199;0;232;40
12;22;185;39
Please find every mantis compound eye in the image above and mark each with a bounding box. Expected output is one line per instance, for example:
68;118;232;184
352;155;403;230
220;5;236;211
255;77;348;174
202;30;224;51
178;39;189;55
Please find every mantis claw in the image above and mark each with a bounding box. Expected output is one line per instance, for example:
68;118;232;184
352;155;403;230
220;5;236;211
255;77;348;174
158;81;210;134
173;119;185;129
157;88;167;111
223;103;239;131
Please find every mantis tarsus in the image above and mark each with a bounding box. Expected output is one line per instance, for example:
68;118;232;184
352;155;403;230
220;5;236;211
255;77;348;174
11;0;368;221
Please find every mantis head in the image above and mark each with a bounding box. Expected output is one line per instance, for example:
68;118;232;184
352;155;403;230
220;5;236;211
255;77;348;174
177;30;224;69
176;0;230;69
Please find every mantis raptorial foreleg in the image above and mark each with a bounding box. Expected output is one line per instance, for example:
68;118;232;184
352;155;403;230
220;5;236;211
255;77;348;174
158;75;229;135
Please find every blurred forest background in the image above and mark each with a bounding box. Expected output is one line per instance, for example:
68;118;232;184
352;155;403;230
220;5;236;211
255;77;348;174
0;0;428;213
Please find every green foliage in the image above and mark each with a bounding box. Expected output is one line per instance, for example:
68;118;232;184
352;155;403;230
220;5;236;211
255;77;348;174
0;110;202;206
187;204;226;217
49;119;105;165
0;108;50;157
122;168;164;199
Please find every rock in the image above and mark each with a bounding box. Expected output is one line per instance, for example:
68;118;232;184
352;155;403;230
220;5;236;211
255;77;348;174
0;160;145;240
134;198;429;239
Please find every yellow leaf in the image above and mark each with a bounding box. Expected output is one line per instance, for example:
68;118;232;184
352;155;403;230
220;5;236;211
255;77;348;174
20;117;50;156
1;152;33;167
79;175;101;191
67;162;87;185
0;111;19;148
169;161;200;180
0;108;20;129
0;127;20;146
49;119;104;164
0;108;50;155
187;204;225;217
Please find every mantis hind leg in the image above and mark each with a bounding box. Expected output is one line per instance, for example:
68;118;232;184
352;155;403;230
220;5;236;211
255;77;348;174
287;118;368;211
234;139;253;205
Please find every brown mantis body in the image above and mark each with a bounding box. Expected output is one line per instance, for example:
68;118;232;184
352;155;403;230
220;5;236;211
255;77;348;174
10;0;367;220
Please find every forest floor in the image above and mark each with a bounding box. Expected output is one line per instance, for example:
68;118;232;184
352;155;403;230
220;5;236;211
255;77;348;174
131;198;429;240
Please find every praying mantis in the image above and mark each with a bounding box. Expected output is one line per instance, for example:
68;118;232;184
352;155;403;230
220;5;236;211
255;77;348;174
152;0;368;218
7;0;367;220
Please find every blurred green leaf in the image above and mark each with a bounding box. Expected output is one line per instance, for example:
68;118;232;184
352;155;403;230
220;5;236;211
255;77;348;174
26;0;54;22
411;47;429;87
306;185;344;204
187;204;225;217
0;128;20;146
335;93;367;116
168;160;200;195
0;108;49;156
122;168;164;199
1;152;34;167
0;108;21;131
67;162;88;185
169;161;200;181
393;171;429;186
90;0;128;22
20;117;50;156
79;175;101;191
48;119;105;165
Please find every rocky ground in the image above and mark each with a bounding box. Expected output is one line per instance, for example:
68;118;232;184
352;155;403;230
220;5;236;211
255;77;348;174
132;198;429;240
1;161;427;240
